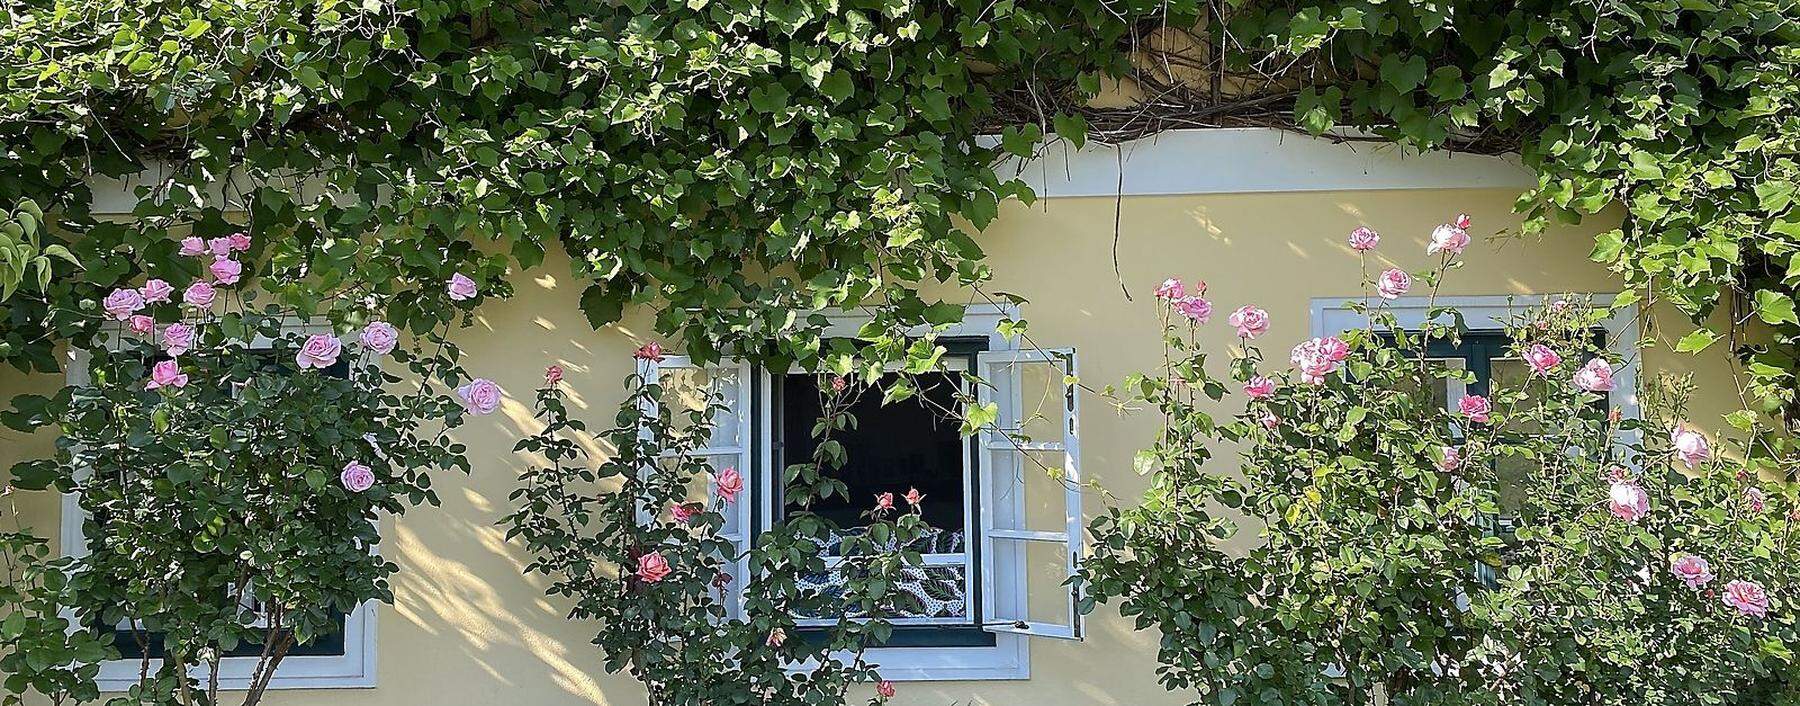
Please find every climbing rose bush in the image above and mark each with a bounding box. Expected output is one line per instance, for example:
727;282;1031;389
1083;216;1800;705
3;236;487;706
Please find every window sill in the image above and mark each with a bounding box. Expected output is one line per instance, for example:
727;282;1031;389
93;603;377;692
799;632;1028;681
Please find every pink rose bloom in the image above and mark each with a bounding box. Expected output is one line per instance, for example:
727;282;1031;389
1347;226;1380;252
1746;487;1767;513
1172;295;1212;323
1608;481;1650;522
206;238;234;257
831;375;848;392
715;466;744;503
127;315;155;335
1523;344;1561;376
1670;424;1711;468
161;322;196;356
876;681;896;699
669;502;698;524
544;365;564;385
1376;268;1411;300
1290;337;1348;384
339;461;375;492
1453;213;1472;229
1259;410;1281;430
146;359;188;390
1243;376;1276;399
1152;278;1184;300
1437;446;1462;472
179;236;207;256
295;333;343;370
1670;554;1715;589
874;492;895;511
139;278;174;304
1573;358;1615;392
226;233;252;252
457;378;504;415
1319;336;1350;362
904;487;926;506
1428;223;1471;256
359;321;399;355
634;342;665;362
1227;306;1270;339
183;280;217;307
1459;395;1492;423
1722;579;1770;617
103;288;145;321
446;272;478;301
209;257;243;285
766;628;787;647
636;552;672;583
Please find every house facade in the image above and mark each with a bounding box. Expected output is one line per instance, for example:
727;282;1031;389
1;128;1749;705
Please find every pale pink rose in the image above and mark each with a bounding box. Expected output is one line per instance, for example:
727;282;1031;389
1670;554;1715;589
457;378;504;415
161;323;196;356
876;681;896;699
127;315;155;335
206;238;233;257
1347;226;1380;252
446;272;478;301
1243;376;1276;399
1319;336;1350;362
1746;487;1767;513
1523;344;1561;376
766;628;787;647
103;288;145;321
359;321;399;355
178;236;207;256
182;281;216;307
1152;278;1184;300
1427;223;1471;256
1172;295;1212;323
636;552;672;583
139;278;174;304
544;365;564;385
1573;358;1615;392
1670;424;1711;468
1459;395;1492;423
339;461;375;492
1376;268;1412;300
634;342;665;362
1608;481;1650;522
830;375;848;392
715;466;744;503
1453;213;1472;229
1227;306;1270;339
145;359;188;390
208;257;242;285
904;487;926;506
874;492;895;512
669;502;698;524
1290;337;1347;384
226;233;252;252
1722;579;1770;617
295;333;343;370
1259;410;1281;429
1437;446;1462;472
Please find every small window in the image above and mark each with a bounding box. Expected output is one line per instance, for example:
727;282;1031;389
65;323;377;690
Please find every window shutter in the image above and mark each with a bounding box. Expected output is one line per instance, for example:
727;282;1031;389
644;355;755;618
975;348;1083;640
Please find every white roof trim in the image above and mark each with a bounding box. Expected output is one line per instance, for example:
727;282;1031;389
988;127;1534;199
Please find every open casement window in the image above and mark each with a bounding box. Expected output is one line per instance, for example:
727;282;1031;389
975;349;1083;641
643;355;755;618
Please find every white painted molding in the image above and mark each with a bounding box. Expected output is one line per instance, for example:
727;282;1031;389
990;128;1534;199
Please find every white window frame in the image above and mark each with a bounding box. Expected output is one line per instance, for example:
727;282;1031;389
61;319;378;691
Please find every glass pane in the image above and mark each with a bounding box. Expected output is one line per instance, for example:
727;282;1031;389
989;448;1075;534
1011;359;1069;447
988;538;1073;630
781;371;967;540
657;366;742;450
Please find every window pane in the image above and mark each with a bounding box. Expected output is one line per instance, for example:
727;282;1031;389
795;563;970;621
781;372;967;537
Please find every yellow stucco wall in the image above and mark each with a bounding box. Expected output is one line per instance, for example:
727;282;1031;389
0;184;1752;706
